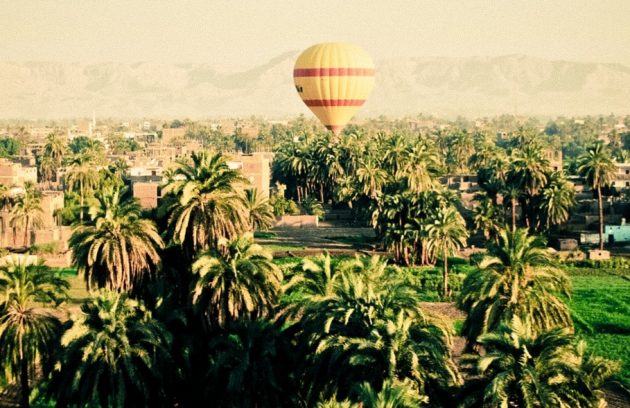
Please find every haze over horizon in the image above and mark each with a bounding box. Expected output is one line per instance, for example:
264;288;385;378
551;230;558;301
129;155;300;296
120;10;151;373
2;1;630;119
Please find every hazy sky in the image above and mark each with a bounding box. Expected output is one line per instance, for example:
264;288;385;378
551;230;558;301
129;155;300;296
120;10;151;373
2;0;630;67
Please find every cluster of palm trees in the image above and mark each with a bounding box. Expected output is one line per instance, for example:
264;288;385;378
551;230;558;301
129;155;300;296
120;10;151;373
0;182;44;247
275;127;619;255
0;123;623;406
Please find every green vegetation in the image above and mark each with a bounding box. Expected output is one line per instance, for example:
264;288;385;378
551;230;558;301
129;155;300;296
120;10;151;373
0;137;21;158
2;121;629;407
567;272;630;388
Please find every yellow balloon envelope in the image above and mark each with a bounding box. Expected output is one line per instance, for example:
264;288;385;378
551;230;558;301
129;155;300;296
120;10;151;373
294;43;375;135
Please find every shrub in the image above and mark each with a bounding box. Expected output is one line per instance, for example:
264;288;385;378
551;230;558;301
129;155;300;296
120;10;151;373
29;241;61;255
300;197;325;220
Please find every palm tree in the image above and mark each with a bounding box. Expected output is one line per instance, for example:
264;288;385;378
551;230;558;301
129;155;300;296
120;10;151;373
472;195;502;241
0;256;68;408
503;184;522;231
458;228;572;349
40;133;67;185
38;154;57;186
205;319;297;407
404;140;441;193
192;234;282;328
9;182;43;247
540;172;575;230
43;133;67;165
354;379;428;408
0;184;14;247
577;142;616;250
243;188;275;231
459;318;618;408
295;255;457;405
318;379;428;407
285;252;345;299
48;291;172;407
507;143;550;229
161;151;248;255
65;153;100;224
446;129;475;176
356;158;388;199
425;206;468;298
69;186;164;292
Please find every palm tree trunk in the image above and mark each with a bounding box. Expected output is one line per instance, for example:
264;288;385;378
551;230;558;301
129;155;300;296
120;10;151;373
319;182;324;203
79;180;84;224
598;185;605;250
0;210;4;248
20;354;30;408
511;198;517;231
24;216;29;247
443;246;449;298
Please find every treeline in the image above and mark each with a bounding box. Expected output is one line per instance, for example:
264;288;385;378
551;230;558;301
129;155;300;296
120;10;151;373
0;149;620;407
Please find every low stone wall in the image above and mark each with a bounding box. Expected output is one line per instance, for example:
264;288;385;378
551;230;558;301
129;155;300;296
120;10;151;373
40;252;73;268
588;249;611;260
274;215;319;228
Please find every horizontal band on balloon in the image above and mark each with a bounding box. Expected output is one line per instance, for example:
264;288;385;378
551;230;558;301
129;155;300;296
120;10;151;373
293;68;375;77
302;99;366;107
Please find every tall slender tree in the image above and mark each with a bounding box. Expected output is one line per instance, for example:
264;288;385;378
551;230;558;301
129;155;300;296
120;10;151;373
425;206;468;298
9;182;43;247
294;256;458;405
577;142;616;250
192;234;282;329
65;153;100;224
49;291;172;407
0;184;14;247
459;318;618;408
458;228;572;349
70;186;164;292
243;188;275;231
161;151;248;255
0;256;68;408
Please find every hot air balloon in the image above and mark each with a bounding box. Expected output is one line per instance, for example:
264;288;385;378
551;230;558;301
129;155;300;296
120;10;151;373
293;43;375;135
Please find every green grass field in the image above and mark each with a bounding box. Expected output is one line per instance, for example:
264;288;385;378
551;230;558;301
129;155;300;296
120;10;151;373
568;273;630;388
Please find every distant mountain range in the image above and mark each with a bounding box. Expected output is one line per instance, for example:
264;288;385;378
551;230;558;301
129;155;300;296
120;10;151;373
1;53;630;119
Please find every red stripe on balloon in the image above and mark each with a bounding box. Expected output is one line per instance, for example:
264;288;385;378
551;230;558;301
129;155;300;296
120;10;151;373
303;99;366;107
293;68;375;77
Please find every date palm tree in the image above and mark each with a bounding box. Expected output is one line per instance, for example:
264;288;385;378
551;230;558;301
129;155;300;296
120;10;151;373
243;188;275;231
356;158;388;199
472;195;502;241
48;291;172;407
43;133;67;165
204;319;297;407
9;182;43;247
459;318;617;408
161;151;248;255
40;133;67;184
38;154;57;186
69;186;163;292
458;228;572;350
577;142;616;250
0;256;68;408
65;153;100;224
295;256;457;405
425;206;468;298
540;172;575;230
0;184;15;247
192;234;282;329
